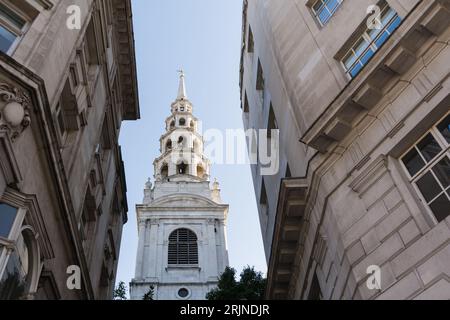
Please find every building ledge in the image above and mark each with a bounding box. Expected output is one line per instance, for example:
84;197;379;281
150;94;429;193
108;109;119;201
266;178;308;300
113;0;140;120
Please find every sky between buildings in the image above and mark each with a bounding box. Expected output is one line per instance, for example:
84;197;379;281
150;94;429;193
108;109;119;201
116;0;267;288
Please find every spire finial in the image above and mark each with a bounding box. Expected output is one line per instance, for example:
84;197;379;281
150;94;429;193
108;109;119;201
177;69;187;100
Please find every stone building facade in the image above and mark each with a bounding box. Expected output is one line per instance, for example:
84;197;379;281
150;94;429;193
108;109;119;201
239;0;450;299
130;74;229;300
0;0;139;299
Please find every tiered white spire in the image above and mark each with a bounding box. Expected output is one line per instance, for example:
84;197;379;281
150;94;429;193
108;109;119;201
152;71;210;183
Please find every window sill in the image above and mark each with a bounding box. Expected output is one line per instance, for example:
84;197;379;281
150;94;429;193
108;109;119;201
166;265;201;271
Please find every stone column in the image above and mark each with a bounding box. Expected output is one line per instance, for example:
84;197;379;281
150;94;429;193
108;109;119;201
134;218;147;279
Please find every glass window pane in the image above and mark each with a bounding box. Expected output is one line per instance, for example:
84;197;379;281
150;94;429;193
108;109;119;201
432;157;450;189
437;114;450;144
0;233;29;300
417;134;442;162
350;63;363;78
0;203;17;238
387;16;401;33
343;52;357;69
381;8;396;25
326;0;340;14
416;172;442;202
360;48;374;65
429;194;450;222
402;148;426;176
0;25;16;53
375;30;390;48
318;9;331;25
354;38;369;56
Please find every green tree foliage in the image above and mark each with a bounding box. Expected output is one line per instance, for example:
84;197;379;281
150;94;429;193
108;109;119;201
142;285;155;300
113;281;128;300
206;266;266;300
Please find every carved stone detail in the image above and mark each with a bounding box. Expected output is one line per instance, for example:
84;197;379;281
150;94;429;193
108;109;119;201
0;83;32;142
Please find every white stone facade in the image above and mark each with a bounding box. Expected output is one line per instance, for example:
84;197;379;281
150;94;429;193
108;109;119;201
130;75;229;300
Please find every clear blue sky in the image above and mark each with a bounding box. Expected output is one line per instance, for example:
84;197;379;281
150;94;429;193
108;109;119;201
116;0;267;289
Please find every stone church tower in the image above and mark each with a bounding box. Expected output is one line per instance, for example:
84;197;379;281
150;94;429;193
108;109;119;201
130;73;229;300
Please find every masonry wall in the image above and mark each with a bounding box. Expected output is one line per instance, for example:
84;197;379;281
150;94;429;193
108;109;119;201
0;0;138;300
241;0;450;299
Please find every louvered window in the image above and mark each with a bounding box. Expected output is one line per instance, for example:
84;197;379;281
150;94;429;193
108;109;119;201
168;229;198;265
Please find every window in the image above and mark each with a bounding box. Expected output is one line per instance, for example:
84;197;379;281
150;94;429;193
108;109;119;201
0;203;17;238
311;0;343;26
342;2;402;78
248;26;254;53
260;180;269;216
168;229;198;265
179;118;186;126
401;113;450;223
0;2;27;54
0;201;39;300
243;92;249;113
256;59;264;91
177;288;190;299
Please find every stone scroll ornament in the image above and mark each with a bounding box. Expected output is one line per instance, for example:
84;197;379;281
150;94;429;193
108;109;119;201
0;83;32;141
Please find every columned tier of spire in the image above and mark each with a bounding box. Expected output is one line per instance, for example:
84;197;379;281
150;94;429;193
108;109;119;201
153;72;210;183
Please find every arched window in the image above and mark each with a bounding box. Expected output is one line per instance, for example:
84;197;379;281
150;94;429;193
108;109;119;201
170;121;175;129
168;229;198;265
179;118;186;126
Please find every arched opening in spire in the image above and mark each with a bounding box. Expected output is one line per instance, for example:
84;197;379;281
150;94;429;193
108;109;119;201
197;165;205;179
178;136;185;147
165;140;172;152
161;164;169;179
177;162;188;175
170;120;175;129
179;118;186;126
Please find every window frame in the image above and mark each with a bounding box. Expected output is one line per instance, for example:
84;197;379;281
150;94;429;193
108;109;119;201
0;1;31;55
311;0;343;27
341;2;401;79
0;202;39;300
400;113;450;224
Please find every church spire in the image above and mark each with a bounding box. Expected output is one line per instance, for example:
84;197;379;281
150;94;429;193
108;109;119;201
177;69;187;100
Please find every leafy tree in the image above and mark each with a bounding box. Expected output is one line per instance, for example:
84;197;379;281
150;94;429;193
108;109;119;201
113;281;127;300
142;285;155;300
206;266;266;300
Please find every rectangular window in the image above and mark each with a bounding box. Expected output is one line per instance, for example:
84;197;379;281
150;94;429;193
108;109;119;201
312;0;343;26
0;2;26;54
342;2;401;78
401;113;450;223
